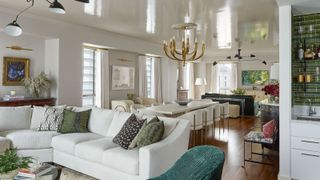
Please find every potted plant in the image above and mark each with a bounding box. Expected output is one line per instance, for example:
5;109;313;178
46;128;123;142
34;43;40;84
0;149;32;180
23;72;51;98
231;88;246;95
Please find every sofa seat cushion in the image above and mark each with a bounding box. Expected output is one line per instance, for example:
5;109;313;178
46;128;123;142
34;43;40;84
0;130;59;149
102;147;139;175
75;138;118;163
52;133;102;155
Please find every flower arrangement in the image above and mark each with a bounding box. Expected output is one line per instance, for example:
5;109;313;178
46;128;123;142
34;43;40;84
262;83;279;97
231;88;246;95
23;72;51;97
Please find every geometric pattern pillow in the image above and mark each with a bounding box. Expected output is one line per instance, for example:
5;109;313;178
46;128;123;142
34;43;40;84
136;117;165;148
58;109;92;134
38;106;65;131
113;114;146;149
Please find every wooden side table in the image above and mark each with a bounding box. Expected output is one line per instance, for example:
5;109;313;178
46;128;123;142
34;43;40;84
0;98;56;107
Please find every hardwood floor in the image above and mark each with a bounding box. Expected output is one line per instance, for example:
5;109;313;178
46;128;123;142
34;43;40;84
190;116;278;180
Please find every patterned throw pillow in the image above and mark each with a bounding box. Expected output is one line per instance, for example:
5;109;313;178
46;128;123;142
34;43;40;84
263;119;277;138
135;116;165;148
38;106;65;131
58;109;91;134
113;114;146;149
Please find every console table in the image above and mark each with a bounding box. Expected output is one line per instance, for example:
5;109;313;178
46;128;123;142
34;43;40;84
0;98;56;107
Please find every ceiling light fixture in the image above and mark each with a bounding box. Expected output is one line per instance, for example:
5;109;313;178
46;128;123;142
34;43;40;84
4;0;89;37
163;23;206;66
48;0;66;14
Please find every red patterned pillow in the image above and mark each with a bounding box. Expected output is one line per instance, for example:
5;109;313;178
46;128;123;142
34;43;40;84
263;120;277;138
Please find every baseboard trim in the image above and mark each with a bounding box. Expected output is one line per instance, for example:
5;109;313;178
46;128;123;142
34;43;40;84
278;174;291;180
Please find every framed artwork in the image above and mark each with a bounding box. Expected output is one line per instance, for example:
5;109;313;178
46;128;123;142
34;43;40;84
3;57;30;86
112;65;135;90
242;70;269;86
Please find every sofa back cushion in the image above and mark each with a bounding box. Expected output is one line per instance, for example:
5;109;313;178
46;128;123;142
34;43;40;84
106;111;132;137
88;107;115;136
0;106;32;131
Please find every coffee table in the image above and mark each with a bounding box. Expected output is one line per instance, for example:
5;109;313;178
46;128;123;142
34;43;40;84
15;163;59;180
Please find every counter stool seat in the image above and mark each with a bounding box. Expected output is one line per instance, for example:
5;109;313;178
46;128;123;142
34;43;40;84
229;104;240;118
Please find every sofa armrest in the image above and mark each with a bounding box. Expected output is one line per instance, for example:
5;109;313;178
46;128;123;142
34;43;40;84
138;119;190;180
111;100;134;112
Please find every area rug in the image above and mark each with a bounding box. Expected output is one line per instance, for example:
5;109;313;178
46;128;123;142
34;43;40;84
59;168;97;180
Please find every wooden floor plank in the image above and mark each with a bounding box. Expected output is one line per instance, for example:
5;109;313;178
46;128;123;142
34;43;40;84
190;116;278;180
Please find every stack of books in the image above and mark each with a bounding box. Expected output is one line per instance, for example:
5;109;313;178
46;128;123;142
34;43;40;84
2;95;25;101
15;163;54;180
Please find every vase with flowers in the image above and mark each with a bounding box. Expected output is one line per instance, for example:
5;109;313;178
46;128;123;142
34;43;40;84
262;83;279;103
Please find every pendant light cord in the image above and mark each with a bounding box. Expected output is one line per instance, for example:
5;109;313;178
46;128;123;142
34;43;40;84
14;0;35;22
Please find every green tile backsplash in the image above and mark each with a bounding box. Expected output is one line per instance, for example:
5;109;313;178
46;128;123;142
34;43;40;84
292;13;320;105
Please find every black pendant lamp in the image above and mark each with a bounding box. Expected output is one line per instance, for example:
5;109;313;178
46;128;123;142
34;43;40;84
49;0;66;14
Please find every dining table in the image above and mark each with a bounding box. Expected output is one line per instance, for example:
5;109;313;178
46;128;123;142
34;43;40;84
140;100;219;117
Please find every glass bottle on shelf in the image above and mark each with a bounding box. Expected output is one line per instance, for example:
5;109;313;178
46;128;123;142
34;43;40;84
305;46;313;60
298;68;304;83
315;67;320;82
317;45;320;60
298;42;304;60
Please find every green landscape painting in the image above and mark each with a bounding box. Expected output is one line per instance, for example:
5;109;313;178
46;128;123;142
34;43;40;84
242;70;269;85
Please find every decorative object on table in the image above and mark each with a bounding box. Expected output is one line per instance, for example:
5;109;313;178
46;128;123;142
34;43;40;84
231;88;246;95
2;95;25;101
175;99;191;106
17;162;54;179
6;46;32;51
262;83;279;103
177;88;189;101
3;57;30;86
112;66;135;90
3;0;89;37
242;70;269;86
23;72;51;98
0;149;32;180
163;23;205;66
149;145;225;180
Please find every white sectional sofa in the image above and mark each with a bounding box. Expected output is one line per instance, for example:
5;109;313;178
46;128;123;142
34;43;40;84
0;106;190;180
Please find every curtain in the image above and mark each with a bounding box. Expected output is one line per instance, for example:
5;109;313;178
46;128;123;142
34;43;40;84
153;58;163;102
100;50;110;108
210;65;219;93
183;63;195;99
230;63;238;91
138;56;148;98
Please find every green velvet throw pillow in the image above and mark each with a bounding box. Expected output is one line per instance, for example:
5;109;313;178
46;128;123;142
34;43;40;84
58;109;91;133
135;116;165;148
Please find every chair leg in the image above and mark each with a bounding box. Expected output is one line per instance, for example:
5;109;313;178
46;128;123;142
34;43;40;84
243;140;246;167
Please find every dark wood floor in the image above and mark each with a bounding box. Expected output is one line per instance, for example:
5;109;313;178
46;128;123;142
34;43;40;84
190;116;278;180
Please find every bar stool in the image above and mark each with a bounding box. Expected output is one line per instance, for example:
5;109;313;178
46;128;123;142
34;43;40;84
214;104;221;136
219;102;230;132
203;105;215;142
179;110;204;146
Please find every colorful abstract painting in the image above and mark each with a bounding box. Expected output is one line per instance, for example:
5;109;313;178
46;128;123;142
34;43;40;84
242;70;269;86
3;57;30;86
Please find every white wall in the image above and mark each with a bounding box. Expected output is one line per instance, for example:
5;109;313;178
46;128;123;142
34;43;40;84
0;32;45;96
0;10;164;106
108;50;139;102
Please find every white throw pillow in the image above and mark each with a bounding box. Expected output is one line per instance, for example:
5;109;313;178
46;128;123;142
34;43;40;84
161;118;179;139
88;107;115;136
0;106;32;131
30;105;65;131
106;111;132;137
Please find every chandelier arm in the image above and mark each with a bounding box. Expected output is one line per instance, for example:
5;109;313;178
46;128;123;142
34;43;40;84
164;46;179;60
15;0;35;21
174;49;183;55
194;44;206;60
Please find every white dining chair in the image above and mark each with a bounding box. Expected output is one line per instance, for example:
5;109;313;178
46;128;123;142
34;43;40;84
179;109;204;146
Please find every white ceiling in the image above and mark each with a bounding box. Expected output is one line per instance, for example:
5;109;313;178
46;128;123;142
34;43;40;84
0;0;279;58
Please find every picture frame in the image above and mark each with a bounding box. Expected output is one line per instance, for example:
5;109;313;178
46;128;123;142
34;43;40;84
241;70;269;86
112;65;135;90
3;57;30;86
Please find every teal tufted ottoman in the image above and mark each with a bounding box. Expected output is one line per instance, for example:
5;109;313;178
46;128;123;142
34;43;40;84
149;145;225;180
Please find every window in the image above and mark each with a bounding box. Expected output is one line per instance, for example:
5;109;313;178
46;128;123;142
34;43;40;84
216;7;232;49
82;47;102;107
217;64;232;94
145;57;155;98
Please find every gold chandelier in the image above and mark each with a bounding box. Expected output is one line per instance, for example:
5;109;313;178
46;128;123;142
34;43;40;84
163;23;206;66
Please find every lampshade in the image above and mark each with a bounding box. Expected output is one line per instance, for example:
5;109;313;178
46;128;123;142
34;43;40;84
270;63;279;80
49;0;66;14
195;78;207;86
4;21;22;37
